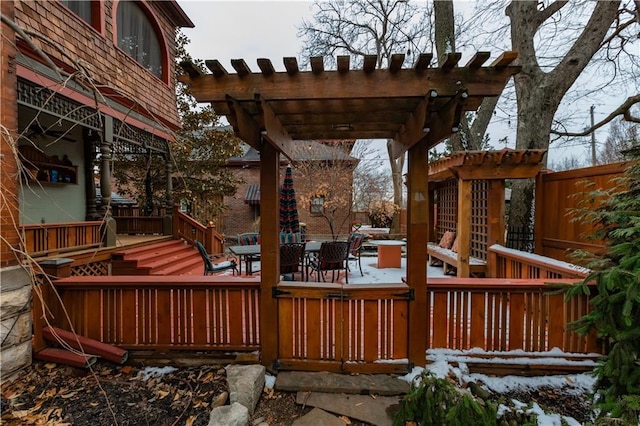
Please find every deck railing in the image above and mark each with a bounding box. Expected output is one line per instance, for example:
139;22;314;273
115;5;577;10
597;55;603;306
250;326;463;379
113;216;165;235
426;278;601;354
20;221;103;257
47;276;261;351
173;206;224;254
41;275;602;367
488;244;590;279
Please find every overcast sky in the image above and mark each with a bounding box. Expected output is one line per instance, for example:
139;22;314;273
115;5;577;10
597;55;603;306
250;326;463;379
177;1;621;166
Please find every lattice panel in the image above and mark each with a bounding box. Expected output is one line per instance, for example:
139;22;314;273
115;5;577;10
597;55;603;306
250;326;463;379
471;180;488;260
436;180;458;240
71;260;110;276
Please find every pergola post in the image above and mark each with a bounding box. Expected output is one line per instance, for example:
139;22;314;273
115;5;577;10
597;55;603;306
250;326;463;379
259;141;280;371
487;180;506;246
406;139;429;366
457;179;471;278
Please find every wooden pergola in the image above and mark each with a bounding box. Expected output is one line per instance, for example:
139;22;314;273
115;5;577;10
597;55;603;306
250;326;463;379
427;149;547;277
179;52;520;369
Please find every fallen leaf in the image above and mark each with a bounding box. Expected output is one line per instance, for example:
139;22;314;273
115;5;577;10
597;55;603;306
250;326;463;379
157;390;170;399
45;363;56;370
121;366;132;374
339;415;352;424
60;391;77;399
370;394;377;399
185;416;196;426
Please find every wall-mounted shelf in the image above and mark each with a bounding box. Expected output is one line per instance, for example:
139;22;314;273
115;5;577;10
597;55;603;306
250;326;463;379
18;145;78;185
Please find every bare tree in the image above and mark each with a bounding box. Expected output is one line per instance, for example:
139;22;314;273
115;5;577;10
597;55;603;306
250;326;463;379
504;1;638;249
548;155;586;172
598;115;639;164
297;0;434;234
352;140;393;212
293;140;359;238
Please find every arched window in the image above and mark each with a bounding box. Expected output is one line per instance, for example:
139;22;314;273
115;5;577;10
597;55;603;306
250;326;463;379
116;1;163;78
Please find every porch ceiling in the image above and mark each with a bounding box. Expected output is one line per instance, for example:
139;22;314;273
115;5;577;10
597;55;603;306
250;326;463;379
179;52;520;160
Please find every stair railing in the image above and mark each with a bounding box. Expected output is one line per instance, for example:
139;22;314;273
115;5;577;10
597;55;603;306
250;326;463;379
172;205;225;254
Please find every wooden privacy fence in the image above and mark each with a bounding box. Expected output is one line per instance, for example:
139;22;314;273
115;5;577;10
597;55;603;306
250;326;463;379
488;244;590;279
46;276;261;351
20;221;103;257
426;278;601;354
535;161;629;262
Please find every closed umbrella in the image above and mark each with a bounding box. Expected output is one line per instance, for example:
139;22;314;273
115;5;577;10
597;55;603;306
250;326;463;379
279;165;300;236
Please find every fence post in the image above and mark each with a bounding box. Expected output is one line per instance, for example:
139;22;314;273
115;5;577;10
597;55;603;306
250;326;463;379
34;258;73;352
172;205;180;240
534;170;550;255
205;223;216;254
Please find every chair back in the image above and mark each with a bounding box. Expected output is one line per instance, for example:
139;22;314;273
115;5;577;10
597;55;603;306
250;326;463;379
238;232;260;245
318;241;349;270
348;233;365;256
195;240;215;273
280;243;305;274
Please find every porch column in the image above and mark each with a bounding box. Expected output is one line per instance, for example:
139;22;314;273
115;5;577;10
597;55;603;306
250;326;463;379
83;128;99;220
165;154;173;208
457;179;471;277
100;116;116;246
406;139;429;366
259;140;280;371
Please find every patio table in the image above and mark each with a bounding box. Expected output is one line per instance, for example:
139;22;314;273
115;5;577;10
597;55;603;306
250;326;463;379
370;240;406;268
228;241;321;275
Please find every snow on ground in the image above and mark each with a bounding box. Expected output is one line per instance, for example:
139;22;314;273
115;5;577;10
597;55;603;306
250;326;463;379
400;348;597;426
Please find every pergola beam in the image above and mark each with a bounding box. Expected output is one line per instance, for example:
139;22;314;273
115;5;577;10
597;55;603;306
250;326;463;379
179;67;519;103
259;96;295;161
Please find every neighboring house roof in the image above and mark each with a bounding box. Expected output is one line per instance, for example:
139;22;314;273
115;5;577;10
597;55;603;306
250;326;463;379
227;140;359;166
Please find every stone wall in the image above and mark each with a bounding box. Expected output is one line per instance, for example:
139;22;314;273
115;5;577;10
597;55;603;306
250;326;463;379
0;266;32;382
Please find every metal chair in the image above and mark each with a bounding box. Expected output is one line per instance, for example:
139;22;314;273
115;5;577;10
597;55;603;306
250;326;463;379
306;241;350;284
347;232;365;277
279;242;306;281
195;240;237;275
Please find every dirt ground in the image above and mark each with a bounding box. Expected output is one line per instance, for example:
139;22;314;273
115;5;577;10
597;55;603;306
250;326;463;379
1;360;593;425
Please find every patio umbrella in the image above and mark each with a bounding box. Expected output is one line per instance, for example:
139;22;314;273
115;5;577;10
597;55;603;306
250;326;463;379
279;165;300;235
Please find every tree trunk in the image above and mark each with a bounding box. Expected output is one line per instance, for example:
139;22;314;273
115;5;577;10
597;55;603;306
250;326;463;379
505;0;620;247
387;139;404;235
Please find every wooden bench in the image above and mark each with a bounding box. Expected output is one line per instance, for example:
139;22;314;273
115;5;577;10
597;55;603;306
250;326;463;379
427;242;487;277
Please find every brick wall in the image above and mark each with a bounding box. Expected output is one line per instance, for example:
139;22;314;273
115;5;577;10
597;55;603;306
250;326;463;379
1;0;21;268
14;0;180;128
222;165;353;241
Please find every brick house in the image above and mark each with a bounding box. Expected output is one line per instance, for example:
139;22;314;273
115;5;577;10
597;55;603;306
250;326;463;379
223;141;359;241
0;0;192;377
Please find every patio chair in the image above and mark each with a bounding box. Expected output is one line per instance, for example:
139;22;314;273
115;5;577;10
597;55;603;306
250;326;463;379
195;240;238;276
237;232;261;274
306;241;350;284
347;232;365;277
279;242;306;281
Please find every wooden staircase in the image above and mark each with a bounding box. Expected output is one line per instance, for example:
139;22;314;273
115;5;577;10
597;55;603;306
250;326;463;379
112;239;202;275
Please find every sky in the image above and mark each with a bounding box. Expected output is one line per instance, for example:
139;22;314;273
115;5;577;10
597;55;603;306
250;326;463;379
177;1;627;167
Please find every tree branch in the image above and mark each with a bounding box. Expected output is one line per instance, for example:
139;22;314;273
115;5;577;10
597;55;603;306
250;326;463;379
532;1;569;30
551;94;640;136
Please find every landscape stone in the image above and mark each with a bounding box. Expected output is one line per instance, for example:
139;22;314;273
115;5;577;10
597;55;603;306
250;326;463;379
292;407;346;426
276;371;409;395
296;391;399;426
226;364;265;415
208;402;249;426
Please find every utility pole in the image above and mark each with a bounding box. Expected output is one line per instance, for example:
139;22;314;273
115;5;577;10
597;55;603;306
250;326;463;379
590;105;597;166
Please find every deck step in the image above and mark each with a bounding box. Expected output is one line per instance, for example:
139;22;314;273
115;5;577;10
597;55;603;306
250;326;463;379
112;240;202;275
112;240;186;261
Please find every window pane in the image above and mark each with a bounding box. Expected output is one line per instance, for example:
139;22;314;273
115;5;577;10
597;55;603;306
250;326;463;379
117;1;162;78
62;0;92;24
